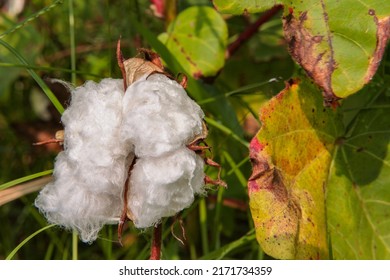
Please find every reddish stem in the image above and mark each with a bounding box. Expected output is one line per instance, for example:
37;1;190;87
226;5;283;58
207;195;247;211
150;223;162;260
33;139;63;146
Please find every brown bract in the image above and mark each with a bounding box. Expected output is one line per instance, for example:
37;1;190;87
123;57;164;87
116;40;165;89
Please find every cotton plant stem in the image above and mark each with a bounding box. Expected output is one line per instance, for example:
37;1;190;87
226;5;283;59
69;0;76;84
199;197;209;255
69;0;78;260
72;229;78;260
150;223;163;260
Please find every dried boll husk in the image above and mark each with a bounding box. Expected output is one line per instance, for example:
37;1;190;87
123;57;163;85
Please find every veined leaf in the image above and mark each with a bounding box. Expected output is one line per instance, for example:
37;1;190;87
283;0;390;101
214;0;390;101
158;6;228;78
249;76;390;259
248;78;343;259
327;92;390;259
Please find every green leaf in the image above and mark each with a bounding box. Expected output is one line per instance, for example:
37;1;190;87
199;230;256;260
283;0;390;100
327;93;390;259
213;0;280;14
0;170;52;191
158;6;228;78
215;1;390;101
248;77;343;259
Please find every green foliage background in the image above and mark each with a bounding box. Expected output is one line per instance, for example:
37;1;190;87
0;0;388;260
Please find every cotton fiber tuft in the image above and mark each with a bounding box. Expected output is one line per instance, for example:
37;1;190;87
127;147;205;228
121;74;205;158
35;79;131;243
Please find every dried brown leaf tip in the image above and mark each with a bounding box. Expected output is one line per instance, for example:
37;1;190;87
365;10;390;83
283;9;336;103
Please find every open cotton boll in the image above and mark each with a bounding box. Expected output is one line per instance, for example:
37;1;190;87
35;78;133;243
121;74;205;158
128;147;205;228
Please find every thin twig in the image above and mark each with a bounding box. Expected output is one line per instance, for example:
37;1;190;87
45;40;132;63
150;223;163;260
226;5;283;59
171;214;187;246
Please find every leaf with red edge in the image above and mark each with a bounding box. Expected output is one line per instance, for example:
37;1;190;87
282;1;390;102
248;78;342;259
214;0;390;102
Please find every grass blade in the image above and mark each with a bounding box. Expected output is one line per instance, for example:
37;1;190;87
0;176;52;206
0;0;64;39
6;224;56;260
0;170;53;191
199;230;255;260
0;62;101;78
205;116;249;148
0;39;64;114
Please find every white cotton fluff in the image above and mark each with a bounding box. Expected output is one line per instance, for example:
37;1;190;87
35;73;207;243
35;78;132;243
127;147;205;228
121;74;205;158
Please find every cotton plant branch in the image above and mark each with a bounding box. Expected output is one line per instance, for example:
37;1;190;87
226;5;283;59
200;5;283;83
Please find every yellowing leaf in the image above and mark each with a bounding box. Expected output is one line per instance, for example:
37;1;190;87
248;78;342;259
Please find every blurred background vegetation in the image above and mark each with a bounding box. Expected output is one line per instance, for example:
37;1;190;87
0;0;297;259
